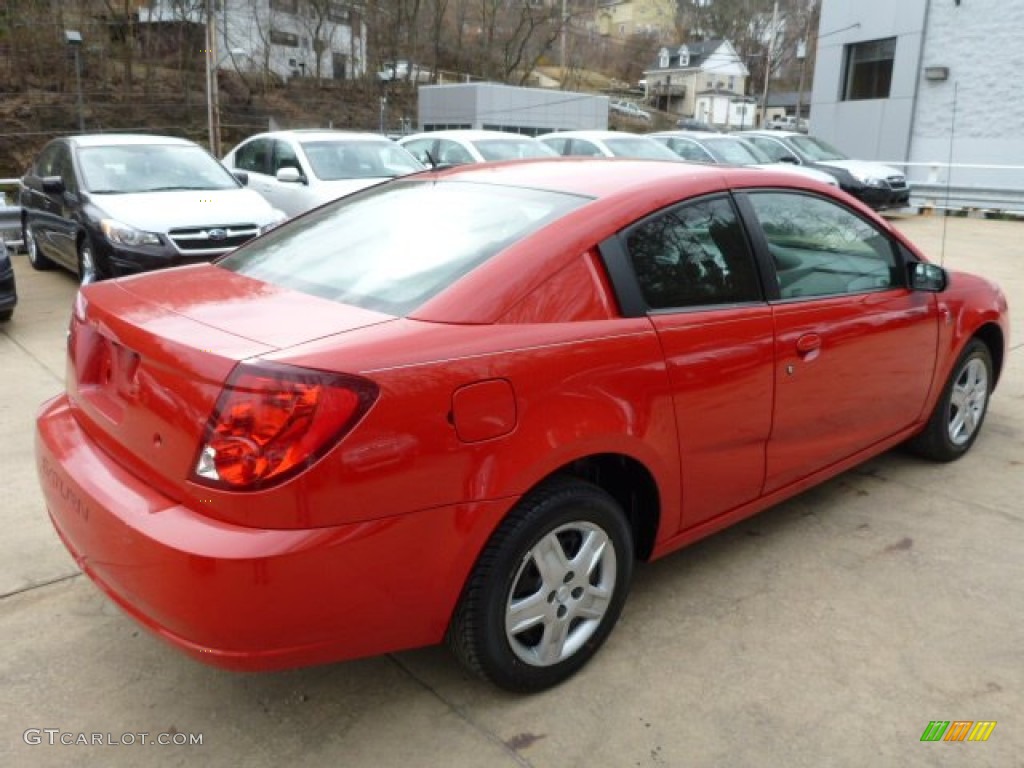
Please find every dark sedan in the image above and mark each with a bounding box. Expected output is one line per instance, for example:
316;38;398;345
737;131;910;210
20;134;285;284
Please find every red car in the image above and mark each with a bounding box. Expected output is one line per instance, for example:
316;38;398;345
36;160;1008;692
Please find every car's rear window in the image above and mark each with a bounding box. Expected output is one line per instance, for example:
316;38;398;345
217;180;589;316
473;139;557;161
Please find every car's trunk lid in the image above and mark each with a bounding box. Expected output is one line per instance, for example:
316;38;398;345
67;264;394;503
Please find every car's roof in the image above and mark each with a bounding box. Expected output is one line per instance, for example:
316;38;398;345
399;130;540;142
651;131;723;141
250;130;393;143
538;131;644;141
67;133;196;148
426;157;747;198
738;130;802;138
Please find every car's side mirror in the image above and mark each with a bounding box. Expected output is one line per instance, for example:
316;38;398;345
276;167;305;184
778;156;798;165
909;262;948;292
42;176;65;194
232;170;249;186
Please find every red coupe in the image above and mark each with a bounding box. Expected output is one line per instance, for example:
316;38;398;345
36;160;1009;692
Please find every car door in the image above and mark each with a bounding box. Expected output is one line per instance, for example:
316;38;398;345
266;138;312;216
26;142;79;269
230;137;275;203
737;190;939;492
618;194;775;529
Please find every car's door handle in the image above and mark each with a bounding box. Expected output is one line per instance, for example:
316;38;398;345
796;333;822;356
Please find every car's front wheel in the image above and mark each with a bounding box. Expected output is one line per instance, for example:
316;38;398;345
77;236;101;285
448;477;634;692
909;338;993;461
24;221;55;271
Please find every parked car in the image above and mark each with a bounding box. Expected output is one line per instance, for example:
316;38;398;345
768;115;808;132
376;60;430;83
0;234;16;322
398;130;558;166
651;131;839;186
222;130;424;218
676;117;716;131
737;130;910;210
37;160;1008;693
610;100;652;123
19;134;285;284
538;130;681;160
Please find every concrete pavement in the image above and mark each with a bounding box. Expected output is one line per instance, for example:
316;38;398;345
1;215;1022;767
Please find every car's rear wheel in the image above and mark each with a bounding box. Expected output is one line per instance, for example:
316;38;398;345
24;221;55;271
447;477;633;692
0;309;11;323
909;338;993;462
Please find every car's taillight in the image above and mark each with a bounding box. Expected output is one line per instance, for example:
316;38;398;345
191;362;378;491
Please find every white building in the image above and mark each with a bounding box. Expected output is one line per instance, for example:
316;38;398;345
811;0;1024;207
139;0;366;81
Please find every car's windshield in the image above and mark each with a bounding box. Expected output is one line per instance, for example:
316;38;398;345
472;139;557;161
217;180;589;316
789;136;848;162
703;138;764;165
300;140;423;180
78;144;240;193
603;138;681;160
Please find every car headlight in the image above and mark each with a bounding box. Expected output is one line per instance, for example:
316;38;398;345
99;219;162;247
848;170;886;188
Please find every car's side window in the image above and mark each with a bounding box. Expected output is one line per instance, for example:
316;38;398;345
436;140;474;165
542;137;567;155
34;144;61;177
53;144;79;193
747;191;900;299
746;137;795;163
234;139;271;175
625;196;761;310
401;139;434;165
272;140;303;176
568;139;603;157
667;139;713;163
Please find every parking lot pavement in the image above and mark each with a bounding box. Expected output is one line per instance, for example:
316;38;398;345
2;216;1022;767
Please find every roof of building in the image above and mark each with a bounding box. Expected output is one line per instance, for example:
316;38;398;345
647;39;726;72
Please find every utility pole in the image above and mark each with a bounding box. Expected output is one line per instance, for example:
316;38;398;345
559;0;567;76
205;0;221;156
760;0;779;128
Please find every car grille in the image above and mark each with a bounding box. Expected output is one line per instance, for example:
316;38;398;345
168;224;260;255
886;175;908;190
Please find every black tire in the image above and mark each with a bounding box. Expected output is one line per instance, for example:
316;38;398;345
908;338;993;462
447;477;634;693
24;220;56;271
0;309;12;323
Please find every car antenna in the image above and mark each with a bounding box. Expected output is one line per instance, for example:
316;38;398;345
940;81;958;266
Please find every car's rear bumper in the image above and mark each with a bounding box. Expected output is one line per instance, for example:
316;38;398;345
36;394;509;670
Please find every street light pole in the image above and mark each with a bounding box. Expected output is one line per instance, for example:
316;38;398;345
760;0;779;128
205;0;221;156
65;30;84;132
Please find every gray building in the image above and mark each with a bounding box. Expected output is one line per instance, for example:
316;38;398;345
417;84;609;135
811;0;1024;205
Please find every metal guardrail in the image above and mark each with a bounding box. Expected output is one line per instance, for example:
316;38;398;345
0;177;21;248
881;162;1024;213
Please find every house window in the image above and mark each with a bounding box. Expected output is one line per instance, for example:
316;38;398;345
842;37;896;101
677;46;689;66
270;0;298;12
270;29;299;47
328;2;350;23
728;76;734;90
658;48;669;68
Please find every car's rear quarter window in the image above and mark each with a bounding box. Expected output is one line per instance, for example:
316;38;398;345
217;180;589;316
